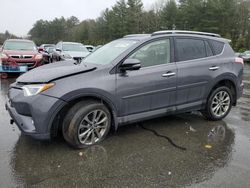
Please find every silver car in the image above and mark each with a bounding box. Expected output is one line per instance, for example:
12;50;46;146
52;42;90;63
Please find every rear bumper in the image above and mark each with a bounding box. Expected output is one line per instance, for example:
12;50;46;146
238;83;244;99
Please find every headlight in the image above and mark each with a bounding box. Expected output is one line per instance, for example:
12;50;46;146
35;54;43;60
62;53;72;59
22;83;55;96
0;53;8;59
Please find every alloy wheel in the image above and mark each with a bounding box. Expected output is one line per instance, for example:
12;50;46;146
211;91;231;118
78;110;108;145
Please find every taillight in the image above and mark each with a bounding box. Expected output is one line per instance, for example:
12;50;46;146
235;57;244;65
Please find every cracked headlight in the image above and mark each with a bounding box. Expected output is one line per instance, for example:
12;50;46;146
22;83;55;96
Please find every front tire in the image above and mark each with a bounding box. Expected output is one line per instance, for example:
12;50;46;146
62;100;111;148
202;86;232;121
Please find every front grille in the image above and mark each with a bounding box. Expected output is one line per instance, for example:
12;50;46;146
10;55;34;59
10;55;20;58
73;57;82;60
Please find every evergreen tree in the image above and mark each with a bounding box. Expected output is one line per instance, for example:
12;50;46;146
160;0;178;30
26;0;250;51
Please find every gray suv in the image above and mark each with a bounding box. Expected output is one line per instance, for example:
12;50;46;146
6;30;244;148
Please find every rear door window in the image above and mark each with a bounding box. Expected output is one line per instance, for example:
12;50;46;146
176;38;206;62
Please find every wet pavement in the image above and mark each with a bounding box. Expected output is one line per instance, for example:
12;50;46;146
0;65;250;188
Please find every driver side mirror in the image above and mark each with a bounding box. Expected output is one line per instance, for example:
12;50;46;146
120;59;141;71
56;48;62;52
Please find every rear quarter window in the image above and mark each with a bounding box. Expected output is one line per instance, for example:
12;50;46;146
209;40;225;55
205;41;213;57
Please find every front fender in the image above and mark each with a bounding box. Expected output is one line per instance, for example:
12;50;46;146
48;88;119;131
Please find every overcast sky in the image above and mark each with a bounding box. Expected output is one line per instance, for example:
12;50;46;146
0;0;155;36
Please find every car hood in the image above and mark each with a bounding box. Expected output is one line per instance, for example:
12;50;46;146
17;60;96;83
64;51;90;58
3;50;39;56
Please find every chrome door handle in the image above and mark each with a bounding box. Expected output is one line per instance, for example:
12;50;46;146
209;66;219;71
162;72;176;77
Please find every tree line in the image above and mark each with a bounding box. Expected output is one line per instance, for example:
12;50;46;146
2;0;250;52
0;31;19;45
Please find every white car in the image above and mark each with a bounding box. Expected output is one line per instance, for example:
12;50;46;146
53;42;90;63
85;45;95;52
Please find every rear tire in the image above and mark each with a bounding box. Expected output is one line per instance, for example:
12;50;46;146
62;100;111;148
202;86;233;121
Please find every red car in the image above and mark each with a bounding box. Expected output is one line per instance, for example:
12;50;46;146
0;39;43;70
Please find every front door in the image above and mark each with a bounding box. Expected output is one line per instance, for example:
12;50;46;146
116;38;177;118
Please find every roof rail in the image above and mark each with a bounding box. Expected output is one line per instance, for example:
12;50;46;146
123;34;150;38
151;30;221;38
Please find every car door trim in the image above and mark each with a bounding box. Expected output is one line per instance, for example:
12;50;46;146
122;86;176;99
177;81;208;89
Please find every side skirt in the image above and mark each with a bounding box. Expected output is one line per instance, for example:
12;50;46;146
117;100;205;126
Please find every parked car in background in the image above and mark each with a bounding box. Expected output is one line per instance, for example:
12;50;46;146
235;52;241;57
38;44;55;53
6;30;244;148
0;39;43;70
85;45;95;52
41;47;55;64
52;42;90;63
239;51;250;62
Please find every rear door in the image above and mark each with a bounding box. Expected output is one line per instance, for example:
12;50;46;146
175;37;216;110
116;38;177;117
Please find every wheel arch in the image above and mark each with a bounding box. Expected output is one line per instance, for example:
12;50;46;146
207;76;237;106
49;93;118;138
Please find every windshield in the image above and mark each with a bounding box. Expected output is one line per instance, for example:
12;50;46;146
83;39;138;65
46;47;55;53
4;41;37;51
62;43;88;52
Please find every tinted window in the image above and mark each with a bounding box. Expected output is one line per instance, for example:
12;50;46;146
129;39;170;67
205;41;213;56
210;40;224;55
176;38;206;61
